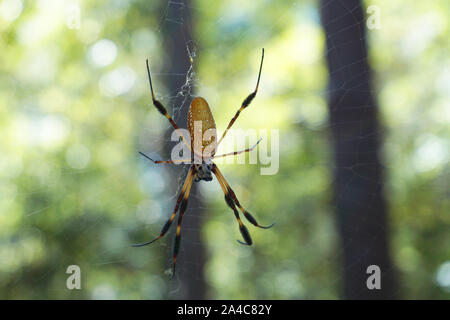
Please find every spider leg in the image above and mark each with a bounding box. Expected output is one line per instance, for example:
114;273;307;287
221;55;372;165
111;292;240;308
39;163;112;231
146;59;191;150
212;138;262;159
213;164;274;229
171;167;194;277
131;167;194;247
138;151;191;164
217;49;264;147
212;164;253;246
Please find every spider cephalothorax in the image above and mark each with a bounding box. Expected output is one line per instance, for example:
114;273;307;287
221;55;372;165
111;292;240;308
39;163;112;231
134;49;274;276
193;162;213;182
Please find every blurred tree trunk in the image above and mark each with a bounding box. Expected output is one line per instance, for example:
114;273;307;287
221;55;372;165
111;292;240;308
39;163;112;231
160;0;207;299
320;0;397;299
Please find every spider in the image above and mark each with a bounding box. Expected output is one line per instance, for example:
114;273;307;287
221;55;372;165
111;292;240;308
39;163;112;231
133;48;273;275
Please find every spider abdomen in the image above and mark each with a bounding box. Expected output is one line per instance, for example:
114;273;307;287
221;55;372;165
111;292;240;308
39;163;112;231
188;97;217;158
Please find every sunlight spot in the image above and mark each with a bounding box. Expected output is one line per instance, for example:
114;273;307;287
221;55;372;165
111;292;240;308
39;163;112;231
91;284;117;300
66;144;91;169
0;155;23;178
136;200;162;224
17;1;66;46
397;246;420;272
401;12;443;58
139;169;165;194
0;246;18;271
77;19;102;44
294;23;321;65
88;39;118;68
13;114;69;148
435;66;450;96
99;66;136;97
218;2;250;32
412;134;448;173
275;270;304;298
131;29;157;53
36;115;69;147
141;276;165;299
19;47;59;84
213;260;234;288
0;0;23;22
293;95;327;127
436;261;450;292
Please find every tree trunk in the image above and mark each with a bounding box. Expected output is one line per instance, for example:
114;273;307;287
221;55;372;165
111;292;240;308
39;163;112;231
320;0;397;299
161;0;207;299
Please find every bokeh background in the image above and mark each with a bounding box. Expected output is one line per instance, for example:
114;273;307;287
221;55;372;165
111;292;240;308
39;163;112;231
0;0;449;299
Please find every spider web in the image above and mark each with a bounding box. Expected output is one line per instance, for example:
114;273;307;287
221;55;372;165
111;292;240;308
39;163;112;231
136;0;449;300
137;0;371;299
2;0;448;300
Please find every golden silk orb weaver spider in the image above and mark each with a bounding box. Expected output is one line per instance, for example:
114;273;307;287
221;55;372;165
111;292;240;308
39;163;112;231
133;48;274;276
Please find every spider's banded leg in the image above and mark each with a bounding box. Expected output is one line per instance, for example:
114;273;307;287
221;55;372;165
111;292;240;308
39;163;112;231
171;169;194;277
213;164;274;229
212;138;262;159
139;151;192;164
212;164;253;246
217;49;264;147
132;167;194;247
146;59;191;150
